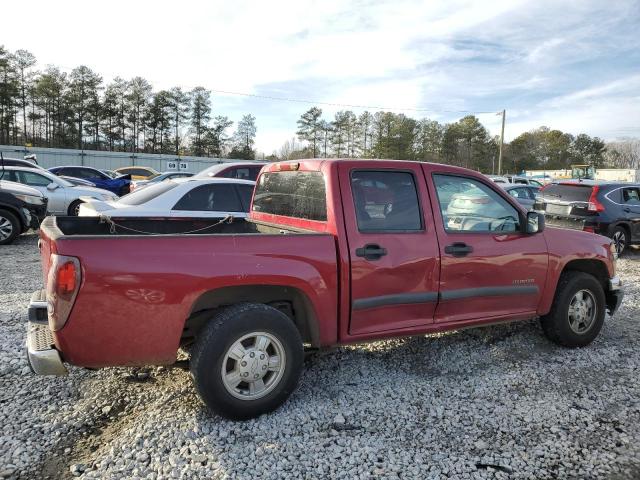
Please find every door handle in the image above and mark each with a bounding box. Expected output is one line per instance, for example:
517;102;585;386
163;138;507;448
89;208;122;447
624;207;631;213
355;244;387;260
444;242;473;257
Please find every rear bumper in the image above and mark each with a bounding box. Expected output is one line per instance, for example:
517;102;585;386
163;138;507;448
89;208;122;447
606;276;624;316
26;289;67;375
26;322;67;375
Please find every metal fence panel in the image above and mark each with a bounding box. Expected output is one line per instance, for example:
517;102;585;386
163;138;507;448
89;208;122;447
0;145;258;174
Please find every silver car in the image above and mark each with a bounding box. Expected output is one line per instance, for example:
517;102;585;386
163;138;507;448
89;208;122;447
0;166;118;215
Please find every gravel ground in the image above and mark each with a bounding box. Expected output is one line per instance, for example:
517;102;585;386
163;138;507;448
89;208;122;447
1;233;640;479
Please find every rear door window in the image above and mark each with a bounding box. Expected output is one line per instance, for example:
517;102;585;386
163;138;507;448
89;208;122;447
236;184;254;211
509;187;532;200
622;187;640;204
350;171;422;231
173;184;242;212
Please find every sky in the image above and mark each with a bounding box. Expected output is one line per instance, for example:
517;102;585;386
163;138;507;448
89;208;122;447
2;0;639;154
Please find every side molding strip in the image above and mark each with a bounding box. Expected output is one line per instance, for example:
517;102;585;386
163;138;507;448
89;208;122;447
439;285;539;301
352;285;539;310
353;292;438;311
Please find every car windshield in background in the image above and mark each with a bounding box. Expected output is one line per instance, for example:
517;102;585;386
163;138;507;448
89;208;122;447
542;184;593;202
117;181;178;205
252;171;327;221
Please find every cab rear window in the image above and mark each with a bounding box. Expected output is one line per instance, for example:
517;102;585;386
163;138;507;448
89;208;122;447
252;171;327;221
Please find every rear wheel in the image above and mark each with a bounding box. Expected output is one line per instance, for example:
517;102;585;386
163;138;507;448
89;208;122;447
0;209;20;245
190;303;303;420
540;272;605;348
611;226;628;256
68;200;83;216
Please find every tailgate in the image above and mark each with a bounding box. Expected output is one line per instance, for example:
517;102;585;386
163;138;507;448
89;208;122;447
38;223;55;287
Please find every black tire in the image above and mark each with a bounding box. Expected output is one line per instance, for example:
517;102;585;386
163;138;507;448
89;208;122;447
611;226;628;256
68;200;83;216
540;272;606;348
0;209;20;245
190;303;303;420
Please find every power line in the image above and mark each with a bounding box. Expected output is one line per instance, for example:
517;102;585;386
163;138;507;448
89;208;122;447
207;88;499;114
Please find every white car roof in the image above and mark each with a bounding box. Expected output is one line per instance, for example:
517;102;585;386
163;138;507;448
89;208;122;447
172;177;256;186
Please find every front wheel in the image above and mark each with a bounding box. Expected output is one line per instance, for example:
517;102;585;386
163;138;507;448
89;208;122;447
190;303;303;420
0;209;20;245
68;200;83;216
540;272;605;348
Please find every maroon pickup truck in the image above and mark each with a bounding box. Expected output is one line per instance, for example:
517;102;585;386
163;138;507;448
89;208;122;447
27;159;623;419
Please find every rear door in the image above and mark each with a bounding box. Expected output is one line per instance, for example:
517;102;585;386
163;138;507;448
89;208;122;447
619;186;640;240
339;162;440;336
426;169;548;323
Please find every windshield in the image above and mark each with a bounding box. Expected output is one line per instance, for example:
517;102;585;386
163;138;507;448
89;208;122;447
118;180;178;205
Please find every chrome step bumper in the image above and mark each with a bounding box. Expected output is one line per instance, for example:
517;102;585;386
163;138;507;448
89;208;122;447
26;322;67;376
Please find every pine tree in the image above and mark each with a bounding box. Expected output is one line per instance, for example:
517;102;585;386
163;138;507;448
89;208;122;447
296;107;322;157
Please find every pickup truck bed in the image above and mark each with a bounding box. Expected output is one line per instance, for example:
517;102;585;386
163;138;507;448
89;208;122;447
33;215;338;367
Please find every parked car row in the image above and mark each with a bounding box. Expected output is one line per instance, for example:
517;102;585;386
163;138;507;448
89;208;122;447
539;180;640;255
0;157;267;243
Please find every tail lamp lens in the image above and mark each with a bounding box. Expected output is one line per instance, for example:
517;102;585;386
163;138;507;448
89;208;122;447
587;186;605;212
47;254;81;331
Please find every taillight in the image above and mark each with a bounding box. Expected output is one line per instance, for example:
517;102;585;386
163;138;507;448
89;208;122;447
587;186;605;212
583;226;596;233
47;254;81;331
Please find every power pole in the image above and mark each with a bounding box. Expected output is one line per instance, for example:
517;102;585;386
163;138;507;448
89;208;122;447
498;109;506;175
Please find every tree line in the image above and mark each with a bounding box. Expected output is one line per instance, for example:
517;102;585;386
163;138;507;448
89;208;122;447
0;46;257;158
282;107;636;173
2;45;639;171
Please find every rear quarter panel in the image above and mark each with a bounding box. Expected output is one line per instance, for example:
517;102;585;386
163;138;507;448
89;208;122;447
52;234;338;367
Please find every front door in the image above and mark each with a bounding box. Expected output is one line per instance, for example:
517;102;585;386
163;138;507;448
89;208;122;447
427;170;548;323
339;163;440;336
620;186;640;241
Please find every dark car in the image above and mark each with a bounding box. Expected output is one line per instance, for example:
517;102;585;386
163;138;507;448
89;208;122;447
502;184;541;210
540;180;640;254
49;166;131;196
0;157;45;170
0;180;48;244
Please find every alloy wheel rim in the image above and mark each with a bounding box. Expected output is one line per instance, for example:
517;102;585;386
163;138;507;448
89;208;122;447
613;231;626;254
0;216;13;240
568;289;597;334
220;331;286;400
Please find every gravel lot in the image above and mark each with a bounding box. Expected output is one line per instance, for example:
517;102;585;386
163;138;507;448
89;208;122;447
1;233;640;479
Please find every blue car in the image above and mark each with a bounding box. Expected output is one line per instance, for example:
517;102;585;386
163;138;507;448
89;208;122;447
49;166;131;196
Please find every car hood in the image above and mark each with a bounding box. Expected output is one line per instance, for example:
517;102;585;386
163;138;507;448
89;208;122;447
0;180;44;197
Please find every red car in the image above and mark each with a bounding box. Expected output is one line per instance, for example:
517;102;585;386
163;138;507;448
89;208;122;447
27;159;623;419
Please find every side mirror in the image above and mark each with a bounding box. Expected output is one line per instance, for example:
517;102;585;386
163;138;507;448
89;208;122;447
526;211;545;234
47;182;59;191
